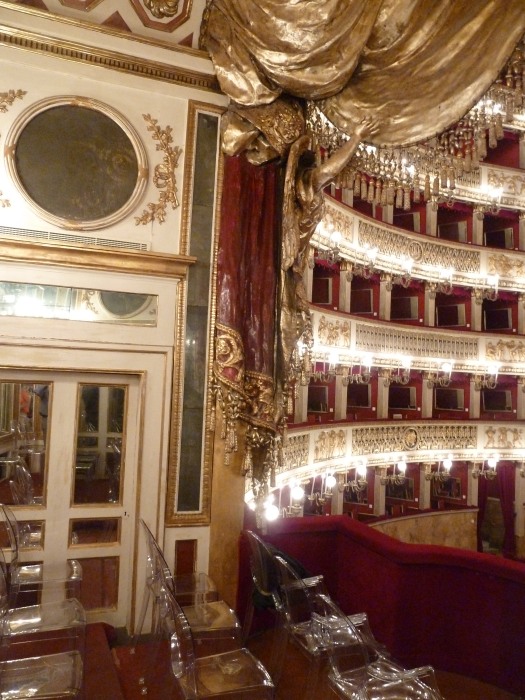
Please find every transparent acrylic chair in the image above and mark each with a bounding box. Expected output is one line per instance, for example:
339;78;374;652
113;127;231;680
0;504;82;607
243;530;386;687
134;520;241;655
10;462;43;506
0;548;86;698
155;575;275;699
327;629;443;699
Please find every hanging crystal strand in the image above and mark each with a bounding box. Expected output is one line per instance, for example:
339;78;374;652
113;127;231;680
464;145;472;172
367;178;375;203
380;179;388;206
440;166;448;189
375;178;383;205
424;173;431;201
403;185;411;211
395;185;403;209
353;172;361;197
412;171;420;203
386;180;395;206
432;176;440;197
495;113;504;140
477;131;487;160
488;121;497;149
361;176;368;200
447;166;455;190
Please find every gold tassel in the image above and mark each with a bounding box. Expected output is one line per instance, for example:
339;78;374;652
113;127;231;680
367;178;375;203
424;174;431;201
353;172;361;196
403;187;411;211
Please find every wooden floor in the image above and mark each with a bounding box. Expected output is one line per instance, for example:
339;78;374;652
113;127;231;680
245;629;522;700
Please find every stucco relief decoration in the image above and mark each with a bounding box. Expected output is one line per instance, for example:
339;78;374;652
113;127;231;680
487;167;525;196
488;253;525;278
0;89;26;208
282;434;310;472
129;0;192;31
352;424;477;456
135;114;182;225
202;0;525;507
485;426;522;450
317;315;351;348
486;339;525;363
314;429;346;462
143;0;180;18
359;221;480;273
355;323;479;361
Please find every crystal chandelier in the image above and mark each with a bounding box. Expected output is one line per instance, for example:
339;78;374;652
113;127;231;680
305;36;525;208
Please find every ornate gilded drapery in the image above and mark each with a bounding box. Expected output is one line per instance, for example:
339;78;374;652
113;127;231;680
203;1;525;500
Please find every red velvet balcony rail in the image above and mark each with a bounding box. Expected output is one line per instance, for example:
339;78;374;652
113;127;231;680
238;515;525;696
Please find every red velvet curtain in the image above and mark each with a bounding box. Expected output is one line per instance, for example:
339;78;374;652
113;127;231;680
476;476;488;552
214;154;282;464
498;462;516;557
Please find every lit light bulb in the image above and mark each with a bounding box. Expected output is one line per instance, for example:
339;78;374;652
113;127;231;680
264;504;280;521
325;473;337;489
291;484;305;501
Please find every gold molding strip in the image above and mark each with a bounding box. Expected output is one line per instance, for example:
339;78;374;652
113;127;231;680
0;24;220;93
0;239;196;278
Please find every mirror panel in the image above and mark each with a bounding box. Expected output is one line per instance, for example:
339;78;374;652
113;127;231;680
74;384;126;505
0;281;157;326
70;518;120;545
75;556;119;610
0;381;50;506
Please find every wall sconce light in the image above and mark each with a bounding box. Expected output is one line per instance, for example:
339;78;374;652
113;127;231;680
380;459;407;485
354;245;378;279
316;228;342;265
425;455;453;482
384;257;413;291
472;456;498;479
426;361;453;388
381;357;412;386
340;462;368;493
474;362;500;390
341;354;373;386
473;274;499;303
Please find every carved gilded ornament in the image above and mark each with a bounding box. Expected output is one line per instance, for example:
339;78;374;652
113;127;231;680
355;323;479;362
486;339;525;363
352;424;477;456
314;429;346;462
0;89;26;208
488;253;525;278
317;315;351;348
143;0;180;18
487;167;525;197
135;114;182;226
485;426;523;450
358;220;480;273
0;89;26;113
282;434;309;471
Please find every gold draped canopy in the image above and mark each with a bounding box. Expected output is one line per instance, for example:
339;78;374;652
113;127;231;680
204;0;525;147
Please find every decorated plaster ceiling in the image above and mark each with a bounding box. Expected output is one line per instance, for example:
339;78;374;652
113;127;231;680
5;0;208;50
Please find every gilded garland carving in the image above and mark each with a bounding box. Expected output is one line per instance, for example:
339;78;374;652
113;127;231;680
1;88;26;208
0;88;26;112
135;114;182;225
355;323;479;361
358;220;480;273
352;424;477;456
314;429;346;462
485;426;523;450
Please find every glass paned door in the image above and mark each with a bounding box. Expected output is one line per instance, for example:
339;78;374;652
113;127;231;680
0;370;140;629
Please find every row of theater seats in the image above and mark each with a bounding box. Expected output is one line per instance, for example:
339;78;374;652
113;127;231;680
129;521;443;699
0;503;85;698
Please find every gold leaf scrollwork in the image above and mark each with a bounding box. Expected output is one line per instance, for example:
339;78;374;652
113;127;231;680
135;114;182;225
143;0;179;18
0;89;26;113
